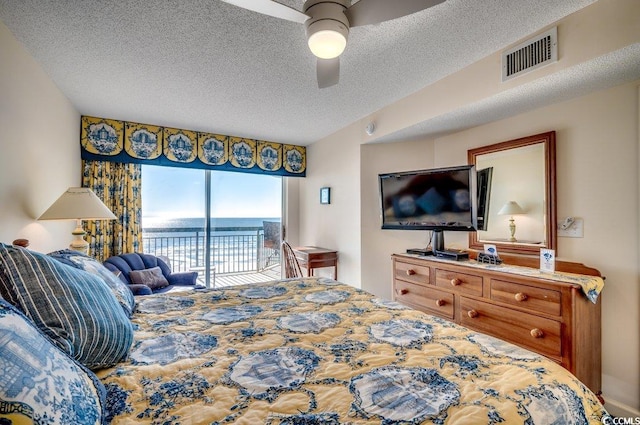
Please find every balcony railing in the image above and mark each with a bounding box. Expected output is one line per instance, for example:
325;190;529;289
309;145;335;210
142;226;280;275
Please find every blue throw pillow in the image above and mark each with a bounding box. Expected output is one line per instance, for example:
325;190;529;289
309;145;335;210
49;249;136;317
0;243;133;370
0;298;107;424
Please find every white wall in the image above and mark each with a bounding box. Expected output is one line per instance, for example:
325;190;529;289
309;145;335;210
0;21;80;252
300;124;362;285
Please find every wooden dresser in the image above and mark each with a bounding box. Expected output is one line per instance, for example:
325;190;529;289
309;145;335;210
392;253;602;396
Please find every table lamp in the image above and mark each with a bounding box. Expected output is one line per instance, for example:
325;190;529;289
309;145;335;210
38;187;116;254
498;200;524;242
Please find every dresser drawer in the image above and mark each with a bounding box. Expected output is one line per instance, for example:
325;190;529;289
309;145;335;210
394;280;454;320
435;269;483;296
490;279;561;316
459;297;561;360
394;261;430;286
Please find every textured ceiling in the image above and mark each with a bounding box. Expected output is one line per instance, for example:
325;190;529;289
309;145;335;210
1;0;625;145
375;43;640;143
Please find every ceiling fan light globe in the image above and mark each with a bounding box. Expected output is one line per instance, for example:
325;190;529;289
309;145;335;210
308;30;347;59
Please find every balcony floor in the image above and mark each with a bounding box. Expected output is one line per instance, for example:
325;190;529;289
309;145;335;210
199;265;282;288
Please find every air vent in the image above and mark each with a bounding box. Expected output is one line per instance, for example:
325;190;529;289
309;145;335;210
502;27;557;81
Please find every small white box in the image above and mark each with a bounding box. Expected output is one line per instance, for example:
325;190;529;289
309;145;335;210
540;248;556;273
483;244;498;256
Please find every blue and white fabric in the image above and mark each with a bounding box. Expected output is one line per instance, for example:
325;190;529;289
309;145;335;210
49;249;136;317
0;298;106;424
0;243;133;370
97;278;611;424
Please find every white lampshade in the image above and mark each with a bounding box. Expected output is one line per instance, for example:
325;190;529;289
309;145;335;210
39;187;116;221
39;187;116;254
498;201;524;216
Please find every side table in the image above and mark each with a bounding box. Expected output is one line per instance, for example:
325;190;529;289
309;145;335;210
293;246;338;280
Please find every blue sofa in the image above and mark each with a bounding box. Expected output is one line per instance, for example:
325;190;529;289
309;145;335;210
103;253;198;295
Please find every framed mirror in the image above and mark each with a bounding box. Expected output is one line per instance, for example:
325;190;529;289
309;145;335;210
468;131;556;256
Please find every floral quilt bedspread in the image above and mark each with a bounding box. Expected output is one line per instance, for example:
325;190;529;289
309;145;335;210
99;278;609;424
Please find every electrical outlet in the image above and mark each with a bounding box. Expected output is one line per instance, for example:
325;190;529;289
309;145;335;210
558;217;584;238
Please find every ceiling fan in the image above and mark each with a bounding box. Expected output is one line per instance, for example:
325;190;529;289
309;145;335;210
220;0;446;88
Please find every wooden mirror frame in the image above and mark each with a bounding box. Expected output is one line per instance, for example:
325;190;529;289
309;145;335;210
468;131;557;256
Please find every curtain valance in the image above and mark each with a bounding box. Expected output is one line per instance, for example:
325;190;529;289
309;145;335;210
80;116;306;177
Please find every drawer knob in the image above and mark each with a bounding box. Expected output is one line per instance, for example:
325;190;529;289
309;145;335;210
399;289;409;295
467;309;479;318
514;292;528;302
435;299;446;307
406;269;416;276
451;278;462;286
530;328;545;338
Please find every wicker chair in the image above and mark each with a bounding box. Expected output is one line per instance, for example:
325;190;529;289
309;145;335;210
262;221;281;265
281;241;303;279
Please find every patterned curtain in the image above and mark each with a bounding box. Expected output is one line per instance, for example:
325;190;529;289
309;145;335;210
80;115;306;177
82;160;142;261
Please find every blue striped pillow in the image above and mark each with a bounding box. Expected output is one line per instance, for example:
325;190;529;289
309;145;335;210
0;243;133;370
48;249;136;317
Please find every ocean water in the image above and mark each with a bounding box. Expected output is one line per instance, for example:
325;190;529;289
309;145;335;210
143;217;280;231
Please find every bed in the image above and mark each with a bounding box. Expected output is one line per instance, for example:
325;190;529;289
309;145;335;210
0;244;609;424
98;278;609;424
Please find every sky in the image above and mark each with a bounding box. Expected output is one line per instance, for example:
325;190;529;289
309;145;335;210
141;165;282;219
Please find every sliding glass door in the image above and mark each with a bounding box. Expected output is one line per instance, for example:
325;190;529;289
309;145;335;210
209;171;282;278
141;165;282;287
142;165;206;279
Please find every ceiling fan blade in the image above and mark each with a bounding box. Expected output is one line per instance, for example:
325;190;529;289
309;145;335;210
317;58;340;88
345;0;446;27
220;0;309;24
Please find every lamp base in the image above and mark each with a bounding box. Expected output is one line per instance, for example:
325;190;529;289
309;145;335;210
69;223;89;255
508;217;517;242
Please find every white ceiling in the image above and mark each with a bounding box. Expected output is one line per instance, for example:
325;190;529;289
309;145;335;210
2;0;633;146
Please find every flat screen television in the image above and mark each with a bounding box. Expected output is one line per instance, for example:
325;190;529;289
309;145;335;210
379;165;478;250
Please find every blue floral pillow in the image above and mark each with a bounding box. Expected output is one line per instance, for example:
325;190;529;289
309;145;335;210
49;249;136;317
0;298;106;424
0;243;133;370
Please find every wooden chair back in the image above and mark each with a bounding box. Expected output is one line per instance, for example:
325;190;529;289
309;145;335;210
281;241;303;279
